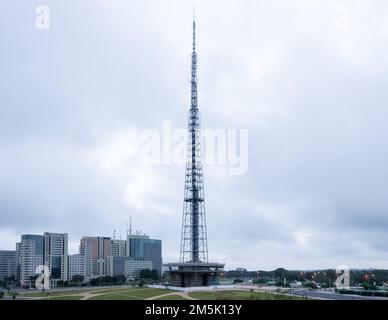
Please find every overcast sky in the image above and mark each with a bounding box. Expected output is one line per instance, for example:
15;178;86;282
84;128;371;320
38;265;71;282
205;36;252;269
1;0;388;270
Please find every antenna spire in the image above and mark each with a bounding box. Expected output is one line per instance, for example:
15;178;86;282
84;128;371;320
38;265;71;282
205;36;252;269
192;7;196;52
193;5;195;21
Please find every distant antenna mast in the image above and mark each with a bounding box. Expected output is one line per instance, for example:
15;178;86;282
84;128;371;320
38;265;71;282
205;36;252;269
193;5;196;23
130;217;132;236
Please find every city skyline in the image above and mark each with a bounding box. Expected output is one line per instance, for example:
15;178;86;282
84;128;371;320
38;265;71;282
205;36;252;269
1;229;163;287
1;1;388;271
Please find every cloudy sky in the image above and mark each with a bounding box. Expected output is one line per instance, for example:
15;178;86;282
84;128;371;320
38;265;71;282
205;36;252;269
1;0;388;270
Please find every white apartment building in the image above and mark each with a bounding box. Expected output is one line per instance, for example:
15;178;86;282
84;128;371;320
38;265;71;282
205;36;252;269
18;235;44;287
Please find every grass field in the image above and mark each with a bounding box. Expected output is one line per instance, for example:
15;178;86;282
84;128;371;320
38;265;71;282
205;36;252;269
19;289;90;298
16;287;308;300
89;293;138;300
46;295;84;300
88;288;174;300
155;295;188;300
189;290;307;300
89;287;136;295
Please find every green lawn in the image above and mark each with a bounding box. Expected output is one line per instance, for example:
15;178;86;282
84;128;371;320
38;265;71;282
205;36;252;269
19;289;88;298
189;290;307;300
46;295;83;300
89;293;138;300
156;295;188;300
88;288;174;300
89;287;138;295
18;287;174;300
18;287;308;301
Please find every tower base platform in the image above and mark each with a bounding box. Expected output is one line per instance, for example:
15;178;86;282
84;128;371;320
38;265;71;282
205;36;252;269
166;262;225;288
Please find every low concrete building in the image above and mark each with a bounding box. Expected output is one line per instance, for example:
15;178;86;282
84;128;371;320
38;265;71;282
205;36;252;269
125;260;152;279
166;263;224;287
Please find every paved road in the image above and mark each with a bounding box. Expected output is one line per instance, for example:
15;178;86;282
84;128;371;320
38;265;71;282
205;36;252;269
292;289;388;300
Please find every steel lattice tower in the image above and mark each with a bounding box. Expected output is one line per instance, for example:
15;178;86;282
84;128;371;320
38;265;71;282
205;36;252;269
167;16;224;288
179;18;208;264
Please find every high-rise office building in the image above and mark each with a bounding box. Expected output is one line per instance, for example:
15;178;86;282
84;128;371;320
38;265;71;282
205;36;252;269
43;232;68;285
19;234;44;287
15;242;21;282
106;256;130;277
79;236;97;277
111;239;126;257
0;250;16;280
127;234;162;275
97;237;111;276
127;234;147;259
80;236;111;277
144;239;162;276
68;254;85;281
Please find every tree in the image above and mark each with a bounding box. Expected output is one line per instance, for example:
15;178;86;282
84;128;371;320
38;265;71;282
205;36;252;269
138;269;160;283
304;282;317;290
252;278;267;285
140;269;151;279
72;275;84;284
362;282;377;291
151;269;159;281
0;281;8;290
115;275;126;284
89;275;126;286
276;280;285;287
